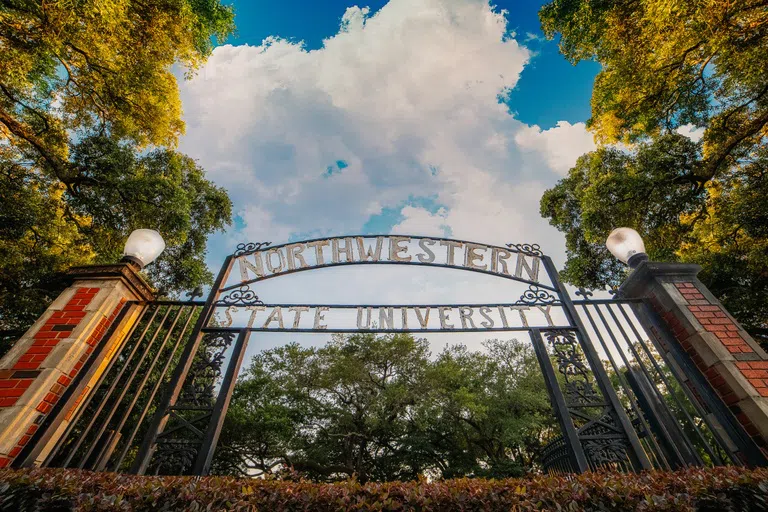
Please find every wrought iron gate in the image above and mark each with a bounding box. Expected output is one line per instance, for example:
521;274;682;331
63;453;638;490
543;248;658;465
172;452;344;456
14;235;764;475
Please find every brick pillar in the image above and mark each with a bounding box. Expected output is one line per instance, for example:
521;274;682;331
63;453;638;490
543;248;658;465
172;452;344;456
0;263;154;467
620;261;768;460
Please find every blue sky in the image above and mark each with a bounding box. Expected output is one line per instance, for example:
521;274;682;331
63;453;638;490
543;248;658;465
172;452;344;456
224;0;599;129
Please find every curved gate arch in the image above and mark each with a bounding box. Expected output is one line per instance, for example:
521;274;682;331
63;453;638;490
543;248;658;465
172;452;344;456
127;235;651;476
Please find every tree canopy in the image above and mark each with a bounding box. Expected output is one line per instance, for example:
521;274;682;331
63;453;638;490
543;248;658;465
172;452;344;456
0;0;235;332
212;334;557;481
539;0;768;340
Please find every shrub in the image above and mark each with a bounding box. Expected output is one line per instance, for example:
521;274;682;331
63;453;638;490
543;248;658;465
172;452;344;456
0;466;766;511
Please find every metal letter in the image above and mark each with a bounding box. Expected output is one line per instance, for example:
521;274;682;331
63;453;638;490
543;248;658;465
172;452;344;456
536;305;554;326
497;305;509;328
356;237;383;261
458;307;476;329
493;248;512;276
265;248;285;274
224;306;237;327
414;308;430;329
289;306;309;328
509;306;530;327
515;253;541;282
478;306;494;328
307;240;330;265
440;240;463;266
464;243;488;270
439;307;454;329
246;305;266;328
238;253;265;282
389;236;412;262
357;307;372;329
417;238;436;263
379;307;395;329
314;307;329;329
263;307;284;329
332;237;355;263
286;243;308;270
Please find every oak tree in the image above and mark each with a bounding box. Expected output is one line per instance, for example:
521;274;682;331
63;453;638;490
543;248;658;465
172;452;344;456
0;1;235;332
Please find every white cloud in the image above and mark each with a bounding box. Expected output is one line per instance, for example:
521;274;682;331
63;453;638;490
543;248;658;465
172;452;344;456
178;0;585;356
676;123;705;142
514;120;596;175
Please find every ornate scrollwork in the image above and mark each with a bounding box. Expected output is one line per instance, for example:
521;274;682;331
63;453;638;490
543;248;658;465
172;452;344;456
543;330;632;470
575;288;594;300
176;332;235;408
515;285;558;306
233;241;271;257
150;330;237;475
215;285;264;307
506;243;543;257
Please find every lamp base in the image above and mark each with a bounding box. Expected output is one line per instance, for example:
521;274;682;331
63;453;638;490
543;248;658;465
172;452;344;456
627;252;649;269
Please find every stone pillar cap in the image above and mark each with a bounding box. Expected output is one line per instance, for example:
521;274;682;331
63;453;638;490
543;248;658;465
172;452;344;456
66;262;155;302
619;260;702;298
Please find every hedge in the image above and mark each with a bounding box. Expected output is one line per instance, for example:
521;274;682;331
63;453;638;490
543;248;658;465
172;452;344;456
0;466;767;511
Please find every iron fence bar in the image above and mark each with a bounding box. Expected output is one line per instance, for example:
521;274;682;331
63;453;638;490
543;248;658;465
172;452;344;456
151;300;207;306
575;303;672;470
629;301;749;465
589;302;693;467
13;302;138;468
573;299;644;305
542;256;652;471
75;305;184;469
93;305;197;471
530;328;587;473
192;329;251;475
109;305;200;471
41;304;159;466
62;305;174;468
631;301;765;466
611;303;718;464
132;255;235;475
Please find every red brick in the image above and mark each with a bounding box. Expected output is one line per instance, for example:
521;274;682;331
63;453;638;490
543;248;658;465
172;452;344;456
12;362;38;371
0;388;25;398
57;375;72;386
17;435;30;447
0;457;11;468
0;398;17;407
757;388;768;397
26;425;38;435
43;392;57;404
742;370;768;379
51;384;64;395
35;402;52;414
699;305;720;312
17;379;33;389
33;331;58;340
0;380;18;389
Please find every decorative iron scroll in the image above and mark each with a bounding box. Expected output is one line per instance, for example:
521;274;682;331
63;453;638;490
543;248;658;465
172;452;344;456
544;330;632;471
506;243;543;257
516;285;557;307
215;285;264;307
234;241;271;257
149;331;236;475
